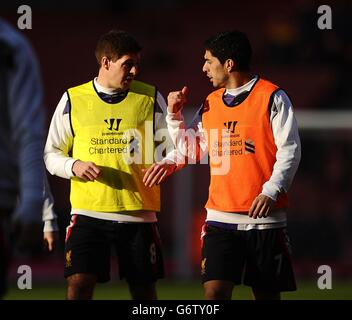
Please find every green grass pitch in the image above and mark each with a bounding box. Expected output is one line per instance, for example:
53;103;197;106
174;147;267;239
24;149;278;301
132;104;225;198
4;279;352;300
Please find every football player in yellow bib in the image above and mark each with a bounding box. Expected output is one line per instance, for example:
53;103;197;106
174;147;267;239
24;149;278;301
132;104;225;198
45;30;179;300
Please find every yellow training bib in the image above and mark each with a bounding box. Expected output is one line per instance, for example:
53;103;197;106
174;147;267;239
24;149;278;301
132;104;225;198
67;80;160;212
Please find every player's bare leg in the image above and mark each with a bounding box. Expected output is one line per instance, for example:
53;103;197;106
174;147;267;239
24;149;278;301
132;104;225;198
252;288;281;300
128;282;157;300
66;273;97;300
203;280;234;300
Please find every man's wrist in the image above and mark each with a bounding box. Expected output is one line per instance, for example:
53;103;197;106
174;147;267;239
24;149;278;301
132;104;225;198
71;159;82;177
64;158;78;177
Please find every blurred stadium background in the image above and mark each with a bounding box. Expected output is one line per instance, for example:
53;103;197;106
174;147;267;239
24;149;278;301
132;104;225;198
2;0;352;299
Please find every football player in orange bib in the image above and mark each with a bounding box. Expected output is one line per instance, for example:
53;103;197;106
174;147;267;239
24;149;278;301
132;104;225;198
145;30;301;300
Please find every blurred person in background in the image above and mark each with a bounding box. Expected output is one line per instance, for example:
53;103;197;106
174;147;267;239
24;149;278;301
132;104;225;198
146;30;301;300
0;19;59;298
44;30;179;300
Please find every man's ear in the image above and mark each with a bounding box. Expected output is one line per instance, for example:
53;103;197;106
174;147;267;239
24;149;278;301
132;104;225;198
225;59;235;72
101;56;110;70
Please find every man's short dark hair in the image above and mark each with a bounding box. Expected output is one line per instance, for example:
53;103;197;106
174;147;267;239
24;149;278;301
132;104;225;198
204;30;252;71
95;30;142;66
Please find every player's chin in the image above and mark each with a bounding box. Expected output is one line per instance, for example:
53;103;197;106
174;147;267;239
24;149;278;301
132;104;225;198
208;79;218;88
211;82;220;89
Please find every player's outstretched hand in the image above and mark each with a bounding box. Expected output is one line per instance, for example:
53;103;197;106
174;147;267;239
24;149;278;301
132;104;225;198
43;231;59;253
142;161;177;187
167;86;188;114
248;194;275;219
72;160;101;181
